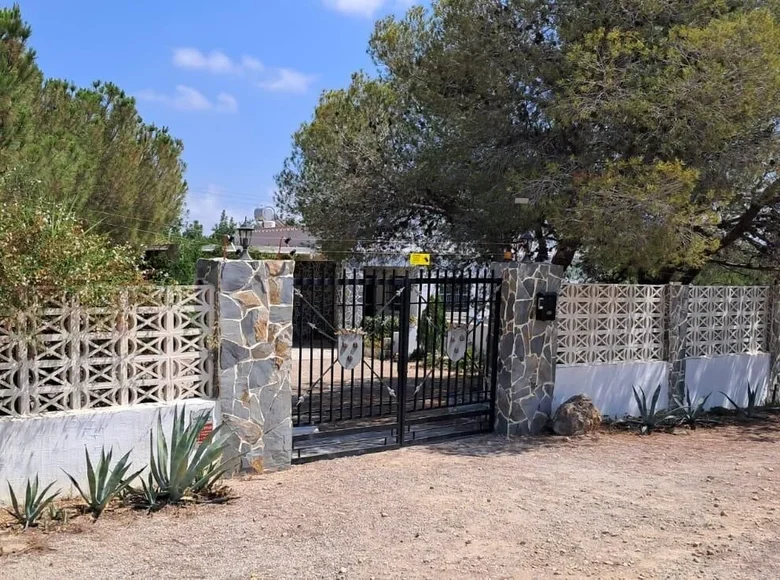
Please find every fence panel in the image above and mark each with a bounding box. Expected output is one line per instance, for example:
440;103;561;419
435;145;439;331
0;285;215;418
686;286;769;358
557;284;665;366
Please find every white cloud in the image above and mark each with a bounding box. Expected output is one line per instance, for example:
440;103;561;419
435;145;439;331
215;93;238;113
240;55;264;73
323;0;413;17
173;47;264;75
172;47;315;95
257;69;317;95
137;85;238;113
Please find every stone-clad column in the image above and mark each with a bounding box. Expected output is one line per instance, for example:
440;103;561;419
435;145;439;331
767;286;780;405
495;263;564;435
665;284;689;407
196;258;294;472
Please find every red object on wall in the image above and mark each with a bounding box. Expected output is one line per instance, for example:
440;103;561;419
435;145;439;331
197;422;213;443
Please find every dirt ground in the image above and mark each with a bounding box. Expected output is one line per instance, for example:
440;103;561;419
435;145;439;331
3;423;780;580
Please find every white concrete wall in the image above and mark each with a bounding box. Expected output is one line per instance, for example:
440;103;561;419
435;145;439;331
684;354;770;409
0;399;219;504
554;362;669;419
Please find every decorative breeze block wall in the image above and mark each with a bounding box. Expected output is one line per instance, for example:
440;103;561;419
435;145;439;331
0;286;214;418
557;284;665;366
686;286;769;357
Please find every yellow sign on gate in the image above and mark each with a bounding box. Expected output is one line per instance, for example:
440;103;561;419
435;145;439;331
409;253;432;266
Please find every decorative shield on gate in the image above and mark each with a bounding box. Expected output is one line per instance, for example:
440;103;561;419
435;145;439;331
337;331;363;370
446;325;468;362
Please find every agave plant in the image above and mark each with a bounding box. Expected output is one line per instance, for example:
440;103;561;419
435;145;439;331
631;384;668;434
5;476;60;529
720;383;760;418
149;407;235;503
139;472;161;512
65;447;143;519
672;388;712;429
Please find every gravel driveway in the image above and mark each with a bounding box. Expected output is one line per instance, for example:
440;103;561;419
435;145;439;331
4;423;780;579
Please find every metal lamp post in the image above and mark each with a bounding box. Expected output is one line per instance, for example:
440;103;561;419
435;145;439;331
237;219;254;260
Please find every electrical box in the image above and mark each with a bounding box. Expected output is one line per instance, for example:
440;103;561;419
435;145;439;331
535;292;558;321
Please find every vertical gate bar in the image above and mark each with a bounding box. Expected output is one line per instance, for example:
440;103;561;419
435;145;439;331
478;271;490;401
412;269;422;412
488;281;502;432
326;274;334;422
378;269;386;415
351;269;358;420
308;277;316;425
461;269;475;404
451;270;464;407
297;278;304;426
439;270;449;408
430;269;441;409
312;269;326;423
368;271;376;417
339;268;346;421
469;269;487;402
387;271;396;417
397;274;411;446
421;268;431;409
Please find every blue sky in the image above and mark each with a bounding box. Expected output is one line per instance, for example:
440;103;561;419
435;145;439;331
18;0;418;229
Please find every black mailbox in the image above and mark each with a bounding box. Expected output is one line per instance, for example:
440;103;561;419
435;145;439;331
535;292;558;321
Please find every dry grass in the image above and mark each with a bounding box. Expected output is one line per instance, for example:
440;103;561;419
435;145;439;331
3;421;780;579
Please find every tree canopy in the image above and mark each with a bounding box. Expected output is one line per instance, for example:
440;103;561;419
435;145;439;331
277;0;780;282
0;4;187;247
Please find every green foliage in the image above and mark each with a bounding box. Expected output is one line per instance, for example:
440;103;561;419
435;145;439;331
5;476;59;529
0;192;144;313
419;297;447;354
278;0;780;280
149;407;235;503
145;213;240;285
0;6;186;246
139;473;161;512
64;447;143;519
361;315;399;341
631;384;666;434
671;389;712;429
720;383;761;418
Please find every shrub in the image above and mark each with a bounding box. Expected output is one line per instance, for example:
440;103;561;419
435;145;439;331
720;383;760;418
0;193;144;316
361;315;399;341
419;297;447;354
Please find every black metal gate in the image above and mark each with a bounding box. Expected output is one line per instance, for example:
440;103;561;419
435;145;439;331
292;268;502;462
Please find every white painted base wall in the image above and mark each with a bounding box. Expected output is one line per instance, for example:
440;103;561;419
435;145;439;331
685;354;770;409
0;399;219;504
554;362;669;419
553;354;770;419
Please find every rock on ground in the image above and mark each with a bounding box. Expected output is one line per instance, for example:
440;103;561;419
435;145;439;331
552;394;602;436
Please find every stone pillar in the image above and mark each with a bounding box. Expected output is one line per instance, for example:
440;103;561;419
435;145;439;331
196;258;295;472
665;284;689;407
495;262;564;435
768;286;780;405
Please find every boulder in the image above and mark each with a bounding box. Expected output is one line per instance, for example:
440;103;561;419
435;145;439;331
552;394;602;436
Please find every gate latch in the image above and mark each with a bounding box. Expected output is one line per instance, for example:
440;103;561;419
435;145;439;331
534;292;558;321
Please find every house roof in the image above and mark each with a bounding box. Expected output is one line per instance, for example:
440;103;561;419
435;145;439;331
249;225;317;250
